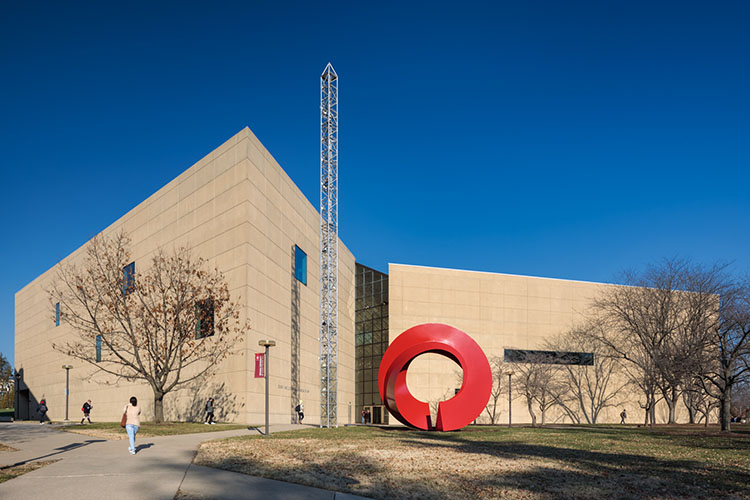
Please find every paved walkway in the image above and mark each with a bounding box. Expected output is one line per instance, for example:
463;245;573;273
0;423;370;500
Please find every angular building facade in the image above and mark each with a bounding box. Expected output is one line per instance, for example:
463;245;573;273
15;127;356;425
15;126;691;426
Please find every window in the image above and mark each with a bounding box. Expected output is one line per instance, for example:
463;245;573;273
96;335;102;362
55;302;60;326
195;299;215;338
123;262;135;295
294;245;307;285
504;348;594;366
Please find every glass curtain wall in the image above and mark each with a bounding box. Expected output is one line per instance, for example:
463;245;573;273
355;263;389;424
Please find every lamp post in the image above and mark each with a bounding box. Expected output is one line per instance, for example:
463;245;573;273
505;371;513;428
62;364;73;421
258;340;276;436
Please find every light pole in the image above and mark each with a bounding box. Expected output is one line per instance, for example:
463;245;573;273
258;340;276;436
62;364;73;421
505;371;513;428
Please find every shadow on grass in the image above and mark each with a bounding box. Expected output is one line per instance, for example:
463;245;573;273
393;432;749;499
220;426;750;499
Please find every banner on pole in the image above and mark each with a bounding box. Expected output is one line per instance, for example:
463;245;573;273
254;353;265;378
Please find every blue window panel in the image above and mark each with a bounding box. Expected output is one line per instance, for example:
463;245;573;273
294;245;307;286
96;335;102;362
55;302;60;326
123;262;135;295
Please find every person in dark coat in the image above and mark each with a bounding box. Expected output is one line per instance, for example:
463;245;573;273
37;399;48;424
81;400;93;424
295;400;304;423
204;398;215;424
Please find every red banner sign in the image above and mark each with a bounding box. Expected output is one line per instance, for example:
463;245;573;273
254;353;265;378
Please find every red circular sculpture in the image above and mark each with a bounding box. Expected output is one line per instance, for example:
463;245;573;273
377;323;492;431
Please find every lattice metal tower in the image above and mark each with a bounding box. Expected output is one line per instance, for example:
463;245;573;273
320;62;339;428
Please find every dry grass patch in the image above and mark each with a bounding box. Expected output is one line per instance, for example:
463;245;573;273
60;422;248;440
0;444;18;452
195;425;750;500
0;460;58;484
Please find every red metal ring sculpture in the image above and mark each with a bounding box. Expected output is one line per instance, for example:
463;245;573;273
377;323;492;431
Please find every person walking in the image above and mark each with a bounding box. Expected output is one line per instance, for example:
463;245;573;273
364;408;371;424
124;396;141;454
37;399;48;424
204;397;215;425
81;400;93;424
620;409;627;424
295;400;304;423
361;409;366;424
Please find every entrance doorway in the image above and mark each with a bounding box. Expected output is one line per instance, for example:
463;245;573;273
364;405;385;424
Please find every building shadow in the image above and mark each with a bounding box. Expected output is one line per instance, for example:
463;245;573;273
0;439;106;469
171;381;244;423
290;245;300;424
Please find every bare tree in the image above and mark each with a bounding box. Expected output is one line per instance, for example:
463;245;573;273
591;259;723;425
682;377;717;425
512;352;563;427
696;278;750;431
483;357;504;425
548;324;627;424
0;353;13;409
731;381;750;421
50;233;248;422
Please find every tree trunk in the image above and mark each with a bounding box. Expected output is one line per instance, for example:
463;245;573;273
666;397;676;424
153;390;165;423
527;399;537;427
687;406;695;424
720;385;732;432
649;398;656;426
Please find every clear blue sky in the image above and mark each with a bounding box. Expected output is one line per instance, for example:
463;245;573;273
2;1;749;366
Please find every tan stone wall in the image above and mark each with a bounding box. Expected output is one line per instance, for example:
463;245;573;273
389;263;691;425
15;127;355;425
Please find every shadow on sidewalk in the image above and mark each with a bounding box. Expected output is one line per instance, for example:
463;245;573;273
0;439;106;469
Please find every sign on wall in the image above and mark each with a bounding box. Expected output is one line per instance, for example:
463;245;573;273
254;353;265;378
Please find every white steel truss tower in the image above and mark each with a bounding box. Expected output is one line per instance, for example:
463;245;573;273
320;62;338;428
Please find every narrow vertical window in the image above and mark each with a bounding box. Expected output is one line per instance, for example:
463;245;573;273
294;245;307;286
96;335;102;362
55;302;60;326
123;262;135;295
195;299;215;339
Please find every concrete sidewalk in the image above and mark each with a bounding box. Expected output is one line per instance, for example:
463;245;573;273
0;423;370;500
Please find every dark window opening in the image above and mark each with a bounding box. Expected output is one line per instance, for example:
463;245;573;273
123;262;135;295
96;335;102;362
55;302;60;326
504;348;594;366
195;299;215;338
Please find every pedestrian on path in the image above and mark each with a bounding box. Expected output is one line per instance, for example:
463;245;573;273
81;400;93;424
37;399;48;424
620;409;627;424
124;396;141;454
361;409;366;424
295;400;304;423
204;397;215;425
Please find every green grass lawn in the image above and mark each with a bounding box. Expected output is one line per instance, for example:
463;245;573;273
195;424;750;500
59;421;249;439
